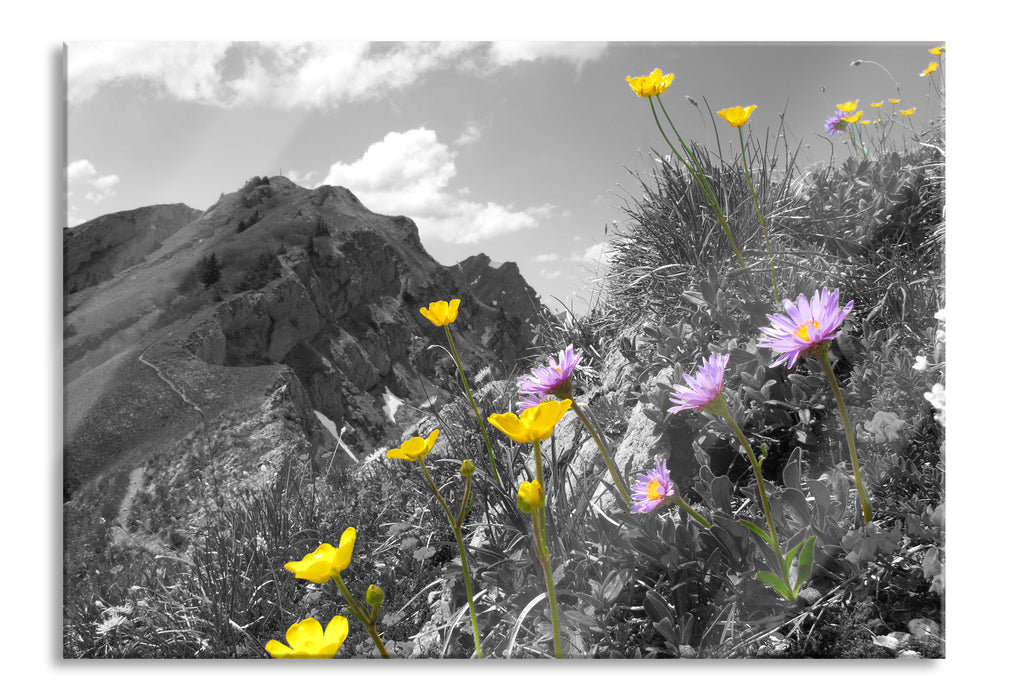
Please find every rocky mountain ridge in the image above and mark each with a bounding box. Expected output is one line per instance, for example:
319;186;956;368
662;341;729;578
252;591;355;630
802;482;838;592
63;176;550;561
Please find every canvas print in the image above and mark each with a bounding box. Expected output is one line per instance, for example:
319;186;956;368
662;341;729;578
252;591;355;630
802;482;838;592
63;41;945;658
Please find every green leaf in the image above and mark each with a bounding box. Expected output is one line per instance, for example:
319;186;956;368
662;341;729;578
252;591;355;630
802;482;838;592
780;487;812;526
600;568;631;606
709;475;733;511
793;536;818;594
783;447;802;489
806;479;832;524
783;541;803;574
738;519;773;546
755;570;792;600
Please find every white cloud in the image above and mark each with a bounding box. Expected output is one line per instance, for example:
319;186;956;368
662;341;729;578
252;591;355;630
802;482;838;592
578;242;614;266
67;159;120;205
534;253;559;263
66;159;97;180
67;41;609;108
319;128;552;244
68;42;232;104
487;41;608;69
454;122;483;147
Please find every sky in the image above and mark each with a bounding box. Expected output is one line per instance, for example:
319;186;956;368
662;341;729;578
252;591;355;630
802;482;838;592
65;40;944;314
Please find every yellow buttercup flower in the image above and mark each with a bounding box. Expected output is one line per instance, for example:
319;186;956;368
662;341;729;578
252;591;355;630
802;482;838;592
284;527;357;583
889;98;900;105
625;69;675;98
836;99;859;113
859;120;870;125
266;616;348;659
516;479;545;513
840;111;864;124
717;105;757;128
419;299;460;327
488;399;572;443
928;44;945;56
870;101;883;108
920;62;938;77
900;107;917;117
386;429;439;461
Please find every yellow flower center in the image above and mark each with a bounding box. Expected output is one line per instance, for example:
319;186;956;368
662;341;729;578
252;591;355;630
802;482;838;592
793;320;820;342
646;478;663;501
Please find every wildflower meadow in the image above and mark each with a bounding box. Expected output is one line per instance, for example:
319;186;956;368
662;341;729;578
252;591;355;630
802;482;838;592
64;43;945;661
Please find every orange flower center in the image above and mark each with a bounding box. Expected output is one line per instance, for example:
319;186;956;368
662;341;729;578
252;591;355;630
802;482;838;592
793;320;820;342
646;478;664;501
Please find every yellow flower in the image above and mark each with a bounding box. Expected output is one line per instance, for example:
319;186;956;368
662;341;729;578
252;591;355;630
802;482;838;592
870;101;883;108
717;104;757;128
859;120;870;125
284;527;357;583
266;616;348;659
836;99;859;113
386;429;439;461
516;479;545;513
889;98;901;105
928;44;945;56
900;107;917;117
840;110;864;124
419;299;460;327
920;62;938;77
625;69;675;98
488;399;572;443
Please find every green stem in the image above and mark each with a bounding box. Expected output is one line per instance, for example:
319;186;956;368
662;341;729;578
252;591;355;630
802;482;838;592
333;573;390;658
737;127;780;303
417;458;483;658
532;442;563;658
570;402;631;506
668;494;712;529
647;96;746;268
444;326;502;487
452;523;484;659
711;401;791;595
816;346;872;525
655;95;746;268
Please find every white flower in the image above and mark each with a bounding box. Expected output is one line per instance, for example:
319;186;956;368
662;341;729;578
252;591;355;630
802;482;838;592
924;383;946;427
912;355;928;371
861;411;906;444
933;308;946;322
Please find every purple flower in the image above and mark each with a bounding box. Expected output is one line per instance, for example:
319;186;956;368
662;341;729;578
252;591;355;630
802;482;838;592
668;353;729;414
631;460;676;513
824;109;850;136
517;345;582;410
757;288;854;369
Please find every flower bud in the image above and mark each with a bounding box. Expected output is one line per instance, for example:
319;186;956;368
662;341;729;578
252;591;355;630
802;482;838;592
365;584;385;607
460;459;476;477
516;479;544;513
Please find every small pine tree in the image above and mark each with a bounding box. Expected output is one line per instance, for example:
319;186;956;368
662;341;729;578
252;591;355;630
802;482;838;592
197;252;222;288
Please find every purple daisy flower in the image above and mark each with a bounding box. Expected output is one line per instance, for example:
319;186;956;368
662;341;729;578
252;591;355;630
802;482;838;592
824;109;850;136
757;288;854;369
668;353;729;414
631;460;676;513
516;345;582;410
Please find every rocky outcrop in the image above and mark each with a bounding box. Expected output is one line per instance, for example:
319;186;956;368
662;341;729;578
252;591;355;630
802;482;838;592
454;252;545;325
63;203;202;293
